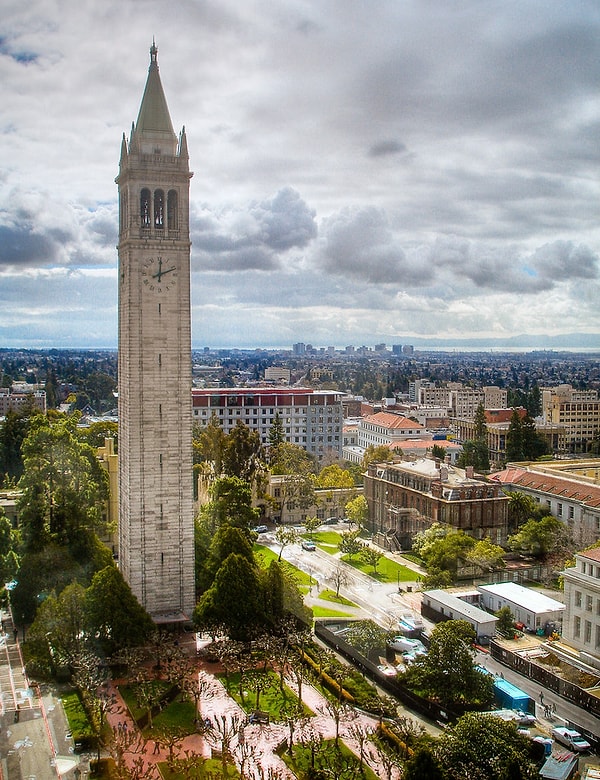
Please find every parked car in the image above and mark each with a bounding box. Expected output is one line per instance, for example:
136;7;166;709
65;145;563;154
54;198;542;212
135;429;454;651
388;636;427;655
377;664;397;677
515;711;536;726
253;525;268;534
323;517;340;525
301;540;316;551
551;727;591;752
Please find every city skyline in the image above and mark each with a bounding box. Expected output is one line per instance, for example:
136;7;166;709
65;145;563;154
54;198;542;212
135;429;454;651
1;1;599;350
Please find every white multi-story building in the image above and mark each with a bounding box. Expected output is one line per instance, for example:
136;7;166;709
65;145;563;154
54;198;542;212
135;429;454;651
562;547;600;668
357;411;424;449
192;387;343;460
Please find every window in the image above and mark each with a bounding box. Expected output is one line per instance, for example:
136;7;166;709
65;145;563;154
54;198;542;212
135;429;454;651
574;616;581;637
557;503;563;517
140;188;151;226
585;620;592;644
587;595;593;612
569;506;574;519
575;591;582;608
167;189;178;231
154;189;164;228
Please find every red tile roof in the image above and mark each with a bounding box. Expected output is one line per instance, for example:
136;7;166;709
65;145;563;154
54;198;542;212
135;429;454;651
364;412;424;430
491;468;600;509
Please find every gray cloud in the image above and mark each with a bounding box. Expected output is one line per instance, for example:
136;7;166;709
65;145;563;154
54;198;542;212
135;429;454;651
192;187;316;271
0;1;598;347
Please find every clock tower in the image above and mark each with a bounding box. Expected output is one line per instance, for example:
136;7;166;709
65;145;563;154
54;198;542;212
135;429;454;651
116;43;195;621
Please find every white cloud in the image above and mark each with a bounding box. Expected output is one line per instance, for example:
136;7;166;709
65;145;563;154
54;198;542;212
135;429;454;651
0;0;598;348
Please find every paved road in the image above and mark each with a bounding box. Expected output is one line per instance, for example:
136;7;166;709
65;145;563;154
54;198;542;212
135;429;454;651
0;608;84;780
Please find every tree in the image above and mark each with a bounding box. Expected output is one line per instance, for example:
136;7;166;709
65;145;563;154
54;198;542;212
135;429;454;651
18;412;109;551
496;605;515;638
330;562;350;598
193;414;226;471
0;408;31;484
269;442;316;524
197;476;259;537
457;439;489;472
0;510;19;585
362;444;395;469
344;619;390;659
505;408;525;462
344;495;368;529
359;545;383;574
420;530;476;580
431;443;447;461
436;712;536;780
76;420;118;451
85;564;154;654
401;620;494;709
268;412;286;448
195;553;265;641
221;420;265;487
275;525;299;561
303;515;321;538
508;515;571;559
316;464;354;489
403;747;445;780
338;530;363;560
505;490;539;530
465;537;505;572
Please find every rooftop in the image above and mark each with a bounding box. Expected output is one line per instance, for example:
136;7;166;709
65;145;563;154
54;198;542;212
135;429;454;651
477;582;565;613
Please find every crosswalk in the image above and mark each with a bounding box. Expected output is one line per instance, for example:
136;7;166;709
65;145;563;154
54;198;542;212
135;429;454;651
0;613;34;718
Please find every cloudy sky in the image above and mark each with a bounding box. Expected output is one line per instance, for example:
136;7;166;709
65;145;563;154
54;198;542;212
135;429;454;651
1;1;599;350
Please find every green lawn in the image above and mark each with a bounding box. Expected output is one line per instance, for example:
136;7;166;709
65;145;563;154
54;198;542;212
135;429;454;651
159;758;239;778
61;690;95;741
146;698;197;736
254;543;314;586
118;680;172;721
341;553;416;583
304;530;343;552
318;589;357;607
312;605;353;618
218;669;312;720
281;738;380;780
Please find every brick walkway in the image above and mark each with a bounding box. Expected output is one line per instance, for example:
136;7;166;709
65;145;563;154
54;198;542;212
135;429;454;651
105;642;402;779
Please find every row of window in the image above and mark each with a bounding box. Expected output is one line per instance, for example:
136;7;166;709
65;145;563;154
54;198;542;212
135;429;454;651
572;616;600;647
573;591;600;613
581;561;600;577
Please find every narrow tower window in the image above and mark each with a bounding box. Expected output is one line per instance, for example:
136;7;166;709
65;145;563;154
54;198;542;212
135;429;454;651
140;189;151;226
167;190;178;231
154;189;165;229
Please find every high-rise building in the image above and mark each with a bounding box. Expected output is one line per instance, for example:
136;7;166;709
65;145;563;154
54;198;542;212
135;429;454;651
116;43;195;621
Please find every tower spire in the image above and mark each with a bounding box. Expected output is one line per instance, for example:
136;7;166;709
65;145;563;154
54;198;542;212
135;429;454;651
133;40;177;155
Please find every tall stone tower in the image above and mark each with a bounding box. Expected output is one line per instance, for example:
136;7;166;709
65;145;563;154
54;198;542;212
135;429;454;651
116;43;195;622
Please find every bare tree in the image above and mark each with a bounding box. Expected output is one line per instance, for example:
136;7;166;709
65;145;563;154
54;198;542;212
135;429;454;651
204;713;243;777
347;721;374;774
319;698;356;747
330;562;350;598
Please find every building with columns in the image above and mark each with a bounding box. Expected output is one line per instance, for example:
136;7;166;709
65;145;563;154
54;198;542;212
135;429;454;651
116;44;195;621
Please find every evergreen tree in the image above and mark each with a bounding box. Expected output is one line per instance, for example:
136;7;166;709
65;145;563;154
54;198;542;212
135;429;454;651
268;412;285;448
505;408;525;462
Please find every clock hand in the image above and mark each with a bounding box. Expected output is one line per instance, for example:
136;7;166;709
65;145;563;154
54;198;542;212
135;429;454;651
152;265;176;280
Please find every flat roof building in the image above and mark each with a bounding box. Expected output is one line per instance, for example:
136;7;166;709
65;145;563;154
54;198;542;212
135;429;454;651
477;581;564;633
192;387;343;460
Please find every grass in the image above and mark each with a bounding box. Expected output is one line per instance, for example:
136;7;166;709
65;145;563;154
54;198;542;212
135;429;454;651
218;669;312;720
118;680;172;721
281;738;380;780
61;689;95;740
159;758;240;778
341;553;416;583
318;588;357;607
146;698;197;736
312;605;353;618
254;543;315;586
304;530;343;552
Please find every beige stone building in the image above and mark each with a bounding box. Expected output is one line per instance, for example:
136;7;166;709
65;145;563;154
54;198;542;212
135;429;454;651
540;384;600;453
117;43;195;621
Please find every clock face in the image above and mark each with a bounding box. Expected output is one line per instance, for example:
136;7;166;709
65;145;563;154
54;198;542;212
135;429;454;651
141;256;178;292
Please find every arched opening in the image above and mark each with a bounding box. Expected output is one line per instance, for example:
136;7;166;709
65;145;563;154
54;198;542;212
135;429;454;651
140;188;151;227
167;190;178;231
154;189;164;229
